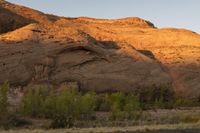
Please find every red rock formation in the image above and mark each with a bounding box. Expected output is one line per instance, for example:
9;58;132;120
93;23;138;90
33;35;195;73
0;0;200;98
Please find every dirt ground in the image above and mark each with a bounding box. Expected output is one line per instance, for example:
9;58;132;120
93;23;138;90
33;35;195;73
1;123;200;133
116;129;200;133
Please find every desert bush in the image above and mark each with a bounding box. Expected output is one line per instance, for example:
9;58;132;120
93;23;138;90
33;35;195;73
109;92;125;111
50;113;74;128
110;102;124;121
123;94;142;120
138;84;173;109
107;92;143;121
97;94;111;111
154;96;165;109
42;87;78;128
0;82;29;129
40;91;57;118
48;87;97;128
78;92;96;120
0;82;9;114
96;92;125;112
0;82;9;128
20;85;50;117
94;92;143;121
173;98;195;108
109;92;125;120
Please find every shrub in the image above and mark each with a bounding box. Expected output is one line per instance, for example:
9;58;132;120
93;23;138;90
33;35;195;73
49;87;96;128
79;92;96;120
108;92;142;121
174;98;195;108
97;94;111;111
0;82;9;114
55;87;79;116
47;87;78;128
50;113;74;128
0;82;28;129
154;98;165;109
109;102;124;121
0;82;9;128
109;92;125;120
123;94;142;120
96;92;125;112
138;84;173;109
40;91;57;118
20;85;50;117
109;92;125;111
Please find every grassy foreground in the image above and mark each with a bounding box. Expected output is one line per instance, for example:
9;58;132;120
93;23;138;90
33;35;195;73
1;123;200;133
2;83;200;132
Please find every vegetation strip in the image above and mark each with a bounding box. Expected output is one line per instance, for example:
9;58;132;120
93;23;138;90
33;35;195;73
0;123;200;133
1;83;200;129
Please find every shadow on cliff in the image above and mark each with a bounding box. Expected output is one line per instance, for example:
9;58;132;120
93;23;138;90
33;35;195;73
0;6;35;34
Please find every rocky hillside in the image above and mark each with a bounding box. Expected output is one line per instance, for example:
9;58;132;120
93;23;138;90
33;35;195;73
0;0;200;98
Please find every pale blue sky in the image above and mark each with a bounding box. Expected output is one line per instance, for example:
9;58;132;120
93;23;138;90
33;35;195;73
7;0;200;33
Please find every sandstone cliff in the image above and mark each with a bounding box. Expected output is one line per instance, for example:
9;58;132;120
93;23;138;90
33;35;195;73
0;0;200;98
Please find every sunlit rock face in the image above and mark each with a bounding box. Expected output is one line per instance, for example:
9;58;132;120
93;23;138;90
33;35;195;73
1;0;200;98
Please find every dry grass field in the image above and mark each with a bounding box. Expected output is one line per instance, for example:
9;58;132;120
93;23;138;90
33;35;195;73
1;123;200;133
1;108;200;133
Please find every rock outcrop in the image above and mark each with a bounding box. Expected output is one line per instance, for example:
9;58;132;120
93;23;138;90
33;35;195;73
0;0;200;98
0;23;170;93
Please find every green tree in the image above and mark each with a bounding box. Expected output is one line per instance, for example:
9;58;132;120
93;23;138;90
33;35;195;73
109;92;125;120
40;91;57;118
98;94;111;111
123;94;142;120
0;82;9;114
79;92;96;119
21;85;50;117
50;87;80;128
